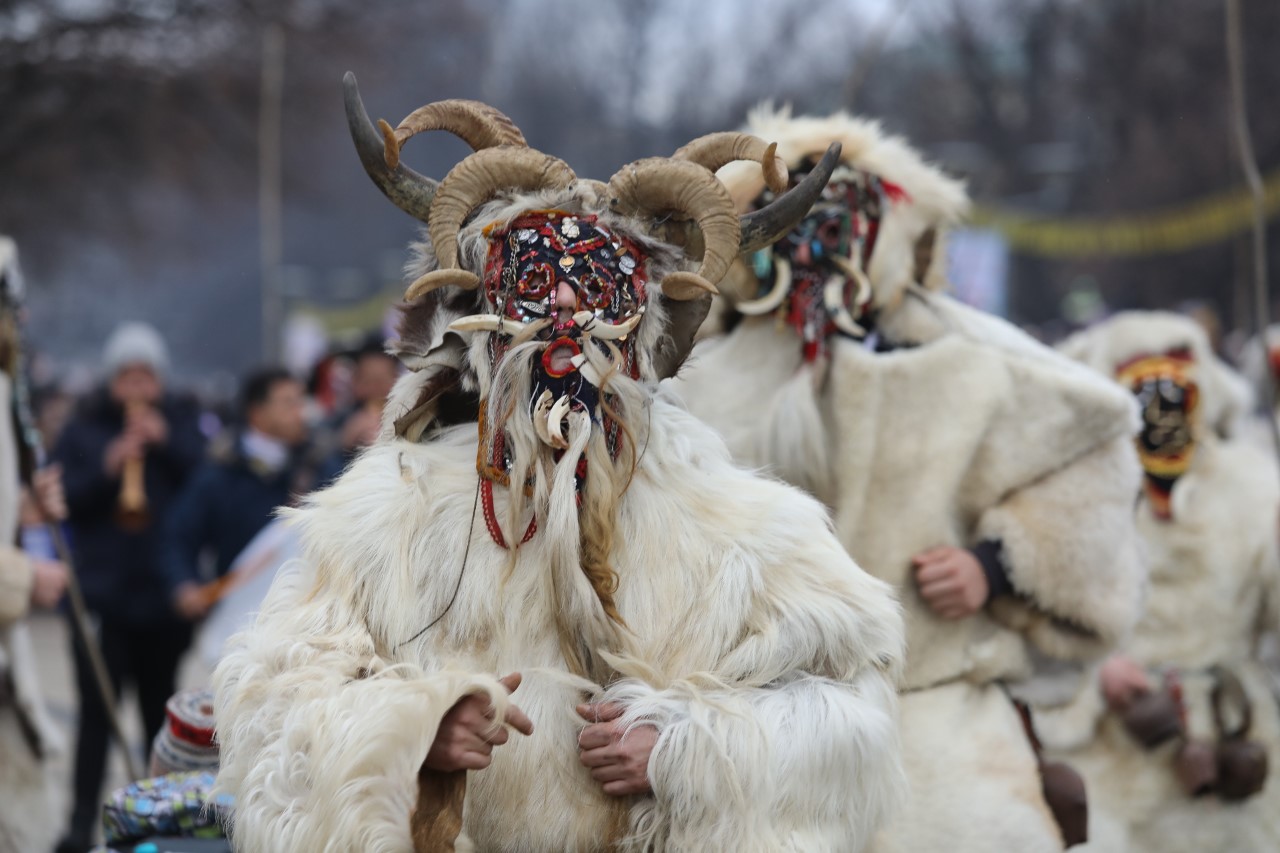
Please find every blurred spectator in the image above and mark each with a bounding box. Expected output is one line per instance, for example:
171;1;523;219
164;367;313;623
51;322;205;853
318;337;397;480
340;339;397;447
306;351;352;419
33;384;76;451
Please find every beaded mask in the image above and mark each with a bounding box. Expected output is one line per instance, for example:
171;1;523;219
740;166;908;362
466;210;648;541
481;210;646;443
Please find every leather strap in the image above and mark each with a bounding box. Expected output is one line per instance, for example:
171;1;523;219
0;665;43;760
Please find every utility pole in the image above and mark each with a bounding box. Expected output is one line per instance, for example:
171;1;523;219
259;23;286;364
1225;0;1277;462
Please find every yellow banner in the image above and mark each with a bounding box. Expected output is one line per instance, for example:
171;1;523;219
970;167;1280;258
294;289;399;336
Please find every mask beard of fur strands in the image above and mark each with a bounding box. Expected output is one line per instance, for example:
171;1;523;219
344;74;841;670
474;210;654;659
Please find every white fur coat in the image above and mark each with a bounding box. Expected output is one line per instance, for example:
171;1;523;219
675;290;1145;689
213;392;906;852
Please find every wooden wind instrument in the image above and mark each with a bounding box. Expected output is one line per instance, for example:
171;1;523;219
116;402;151;531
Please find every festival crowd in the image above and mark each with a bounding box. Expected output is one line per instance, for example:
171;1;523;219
7;320;399;852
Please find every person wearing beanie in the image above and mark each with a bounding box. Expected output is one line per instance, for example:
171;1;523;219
101;322;170;380
51;321;206;853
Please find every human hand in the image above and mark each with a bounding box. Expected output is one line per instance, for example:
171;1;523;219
577;701;658;797
423;673;534;773
174;581;212;621
127;407;169;446
32;464;66;521
913;546;990;620
30;559;69;609
1099;654;1153;711
104;434;145;476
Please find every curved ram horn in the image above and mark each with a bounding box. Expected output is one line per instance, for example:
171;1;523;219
739;142;843;255
383;99;527;168
737;256;793;316
673;132;788;193
406;268;485;301
344;72;440;223
408;148;577;299
607;158;739;300
577;178;611;207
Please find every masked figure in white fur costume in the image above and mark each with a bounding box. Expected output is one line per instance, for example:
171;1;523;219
671;107;1148;852
1036;311;1280;852
213;76;907;852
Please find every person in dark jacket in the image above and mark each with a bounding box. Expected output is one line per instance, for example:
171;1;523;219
52;322;205;853
166;367;312;622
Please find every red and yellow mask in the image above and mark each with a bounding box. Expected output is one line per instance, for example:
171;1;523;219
1115;348;1199;519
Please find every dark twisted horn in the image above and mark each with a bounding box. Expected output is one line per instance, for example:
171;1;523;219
344;72;440;223
738;142;843;254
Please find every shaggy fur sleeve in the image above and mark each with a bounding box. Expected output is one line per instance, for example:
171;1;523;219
602;502;906;852
213;564;509;853
978;432;1147;662
603;671;902;852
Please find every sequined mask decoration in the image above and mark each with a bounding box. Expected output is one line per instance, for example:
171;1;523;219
744;167;908;363
1116;349;1199;520
476;210;647;547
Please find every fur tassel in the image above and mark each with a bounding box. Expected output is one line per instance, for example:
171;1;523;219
755;362;834;506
